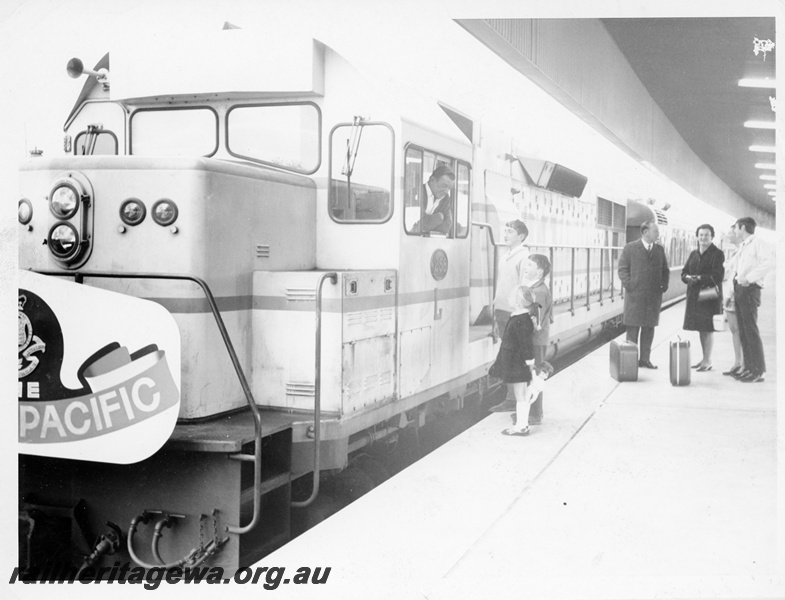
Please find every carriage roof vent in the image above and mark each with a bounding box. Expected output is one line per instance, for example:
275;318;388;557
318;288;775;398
517;157;587;198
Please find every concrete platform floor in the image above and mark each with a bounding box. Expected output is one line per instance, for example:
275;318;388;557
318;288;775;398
265;272;780;600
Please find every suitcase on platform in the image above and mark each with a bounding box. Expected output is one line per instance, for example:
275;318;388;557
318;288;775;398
610;340;638;382
669;337;691;386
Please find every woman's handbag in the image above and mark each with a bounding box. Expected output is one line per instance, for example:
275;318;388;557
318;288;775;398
698;284;720;302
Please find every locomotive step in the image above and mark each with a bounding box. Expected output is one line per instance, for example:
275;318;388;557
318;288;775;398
166;409;298;452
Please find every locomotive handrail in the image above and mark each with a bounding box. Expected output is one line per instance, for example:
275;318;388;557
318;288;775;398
599;248;604;305
30;269;264;535
528;244;627;312
291;272;338;509
472;222;499;340
586;248;592;311
535;244;626;251
570;248;576;315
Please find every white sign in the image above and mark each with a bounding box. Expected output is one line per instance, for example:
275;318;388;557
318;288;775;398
18;270;181;464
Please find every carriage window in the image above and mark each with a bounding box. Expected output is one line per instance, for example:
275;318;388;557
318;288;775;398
227;103;320;173
404;146;469;238
130;108;218;157
329;121;394;223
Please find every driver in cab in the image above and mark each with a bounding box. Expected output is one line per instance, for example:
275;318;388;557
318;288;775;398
417;164;455;235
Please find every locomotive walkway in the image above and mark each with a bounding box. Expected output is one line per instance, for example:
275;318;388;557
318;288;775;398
265;272;779;600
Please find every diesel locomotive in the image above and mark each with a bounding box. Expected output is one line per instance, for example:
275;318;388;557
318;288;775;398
18;26;707;573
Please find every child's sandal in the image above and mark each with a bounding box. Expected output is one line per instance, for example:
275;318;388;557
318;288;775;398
501;426;530;437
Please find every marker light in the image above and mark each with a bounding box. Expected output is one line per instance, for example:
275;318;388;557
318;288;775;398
152;199;178;226
50;183;80;218
738;78;777;88
743;120;776;130
18;199;33;225
48;223;79;258
120;199;146;225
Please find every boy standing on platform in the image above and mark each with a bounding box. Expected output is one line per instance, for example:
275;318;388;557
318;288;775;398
493;220;530;338
489;220;529;412
523;254;553;426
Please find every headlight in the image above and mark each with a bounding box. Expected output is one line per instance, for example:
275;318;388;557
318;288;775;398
18;199;33;225
120;198;146;225
152;199;178;226
48;223;79;258
50;183;80;219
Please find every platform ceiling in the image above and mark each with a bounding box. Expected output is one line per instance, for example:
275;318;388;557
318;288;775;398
601;17;776;217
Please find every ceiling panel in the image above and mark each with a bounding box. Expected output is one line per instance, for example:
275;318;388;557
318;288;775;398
601;17;776;216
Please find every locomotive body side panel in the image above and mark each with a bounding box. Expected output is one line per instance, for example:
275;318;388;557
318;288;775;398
19;157;317;419
251;270;397;416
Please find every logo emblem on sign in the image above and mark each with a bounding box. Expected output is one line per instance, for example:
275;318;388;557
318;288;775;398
18;294;45;378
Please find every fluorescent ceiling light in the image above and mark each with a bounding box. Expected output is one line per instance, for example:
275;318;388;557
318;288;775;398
759;174;777;181
754;162;776;169
768;190;777;195
763;183;776;189
738;78;777;88
744;120;776;129
749;145;776;152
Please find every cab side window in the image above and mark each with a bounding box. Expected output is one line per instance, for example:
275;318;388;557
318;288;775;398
329;121;394;223
404;146;469;238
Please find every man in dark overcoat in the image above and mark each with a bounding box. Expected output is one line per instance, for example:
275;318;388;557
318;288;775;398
618;220;670;368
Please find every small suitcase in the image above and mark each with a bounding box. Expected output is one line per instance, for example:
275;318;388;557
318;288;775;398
669;337;691;386
610;340;638;382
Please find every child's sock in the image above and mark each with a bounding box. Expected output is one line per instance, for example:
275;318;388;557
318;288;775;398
514;399;528;431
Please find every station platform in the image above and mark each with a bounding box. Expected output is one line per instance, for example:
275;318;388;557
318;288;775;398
263;273;780;600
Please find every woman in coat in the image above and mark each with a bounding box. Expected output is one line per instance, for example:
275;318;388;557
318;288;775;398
681;223;725;371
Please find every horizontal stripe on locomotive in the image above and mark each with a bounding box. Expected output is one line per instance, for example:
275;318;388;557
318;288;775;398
143;287;471;314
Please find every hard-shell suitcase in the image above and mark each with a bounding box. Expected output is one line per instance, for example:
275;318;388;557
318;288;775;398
669;337;691;386
610;340;638;382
